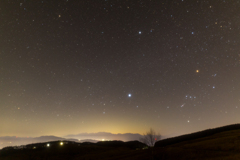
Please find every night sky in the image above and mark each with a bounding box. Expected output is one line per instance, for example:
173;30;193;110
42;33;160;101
1;0;240;138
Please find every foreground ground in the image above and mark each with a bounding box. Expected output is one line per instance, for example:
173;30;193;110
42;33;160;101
1;128;240;160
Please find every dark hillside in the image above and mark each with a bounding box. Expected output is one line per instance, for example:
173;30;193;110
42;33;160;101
152;128;240;159
0;140;148;160
155;124;240;147
2;125;240;160
96;140;146;149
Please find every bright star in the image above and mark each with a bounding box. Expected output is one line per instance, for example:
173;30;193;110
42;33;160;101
128;94;132;97
138;31;141;34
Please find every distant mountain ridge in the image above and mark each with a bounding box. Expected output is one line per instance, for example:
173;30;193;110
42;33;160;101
64;132;143;141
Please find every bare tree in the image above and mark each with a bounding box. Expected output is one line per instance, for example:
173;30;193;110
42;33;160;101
140;128;161;147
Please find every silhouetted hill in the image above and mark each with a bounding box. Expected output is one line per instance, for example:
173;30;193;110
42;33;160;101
0;140;147;160
96;140;146;149
155;123;240;147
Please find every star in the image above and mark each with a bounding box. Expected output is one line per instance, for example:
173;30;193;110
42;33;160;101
128;94;132;97
138;31;141;34
212;74;217;77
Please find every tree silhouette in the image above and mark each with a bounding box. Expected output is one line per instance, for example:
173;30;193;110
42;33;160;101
140;128;161;147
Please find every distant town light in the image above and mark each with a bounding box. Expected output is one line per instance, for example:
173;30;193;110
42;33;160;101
47;143;50;147
60;142;63;145
102;139;105;141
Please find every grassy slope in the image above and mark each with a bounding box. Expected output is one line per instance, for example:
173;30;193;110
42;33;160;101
152;129;240;160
